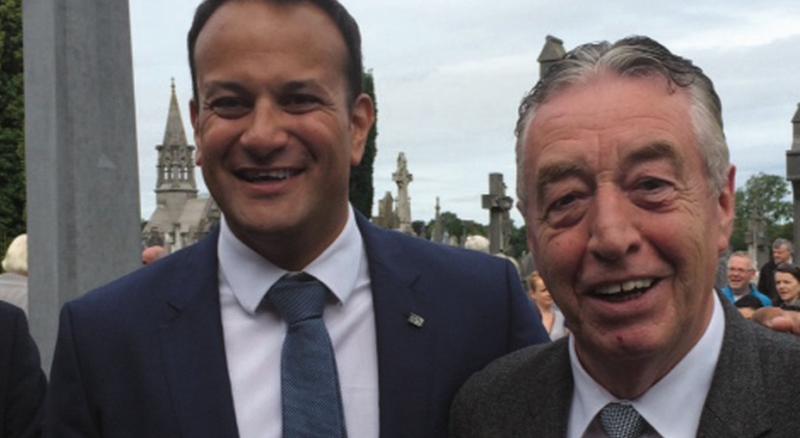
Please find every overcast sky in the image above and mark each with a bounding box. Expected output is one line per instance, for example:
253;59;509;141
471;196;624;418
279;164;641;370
130;0;800;225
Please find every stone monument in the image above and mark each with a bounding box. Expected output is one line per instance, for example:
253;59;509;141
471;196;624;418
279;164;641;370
393;152;414;234
538;35;566;78
482;173;514;254
23;0;142;369
431;197;444;244
745;214;769;267
374;191;398;229
786;103;800;246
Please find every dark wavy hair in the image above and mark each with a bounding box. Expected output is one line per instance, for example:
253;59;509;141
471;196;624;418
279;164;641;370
775;263;800;283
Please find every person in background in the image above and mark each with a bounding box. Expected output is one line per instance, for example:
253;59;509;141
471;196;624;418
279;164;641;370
734;295;763;320
774;263;800;311
758;238;793;305
0;300;46;437
527;271;568;340
0;234;28;314
141;245;168;265
720;251;771;318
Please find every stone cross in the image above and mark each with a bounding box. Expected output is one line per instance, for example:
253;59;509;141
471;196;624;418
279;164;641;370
482;173;514;254
786;103;800;245
431;197;444;243
393;152;413;234
23;0;142;370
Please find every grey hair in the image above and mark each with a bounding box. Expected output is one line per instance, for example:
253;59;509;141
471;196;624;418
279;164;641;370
2;234;27;275
727;250;756;271
514;36;729;211
773;238;794;254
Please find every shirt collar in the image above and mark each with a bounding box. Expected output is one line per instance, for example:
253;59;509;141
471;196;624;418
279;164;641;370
568;293;725;437
218;206;365;314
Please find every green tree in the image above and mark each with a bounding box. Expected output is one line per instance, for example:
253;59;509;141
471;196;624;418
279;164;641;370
425;211;487;242
509;222;528;259
349;70;377;218
0;0;24;253
731;173;793;250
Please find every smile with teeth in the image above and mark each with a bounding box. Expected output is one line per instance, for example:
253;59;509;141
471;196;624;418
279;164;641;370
238;168;303;183
592;278;658;301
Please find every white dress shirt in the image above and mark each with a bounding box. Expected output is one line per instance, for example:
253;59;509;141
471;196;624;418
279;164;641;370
567;293;725;438
218;207;379;438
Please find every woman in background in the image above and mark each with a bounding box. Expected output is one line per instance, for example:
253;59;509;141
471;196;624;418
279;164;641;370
775;263;800;311
527;271;568;340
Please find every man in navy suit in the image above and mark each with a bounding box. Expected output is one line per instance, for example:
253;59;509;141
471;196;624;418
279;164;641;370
0;301;46;438
44;1;548;437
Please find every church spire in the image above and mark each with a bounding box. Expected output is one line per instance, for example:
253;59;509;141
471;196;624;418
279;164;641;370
156;79;197;195
792;103;800;150
163;77;188;146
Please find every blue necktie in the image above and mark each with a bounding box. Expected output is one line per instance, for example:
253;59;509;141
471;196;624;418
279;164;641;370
267;273;347;438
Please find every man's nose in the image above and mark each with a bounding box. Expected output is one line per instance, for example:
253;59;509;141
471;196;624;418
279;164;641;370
586;185;641;263
239;100;290;154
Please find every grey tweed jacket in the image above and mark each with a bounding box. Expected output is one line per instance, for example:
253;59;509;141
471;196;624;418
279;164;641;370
450;298;800;437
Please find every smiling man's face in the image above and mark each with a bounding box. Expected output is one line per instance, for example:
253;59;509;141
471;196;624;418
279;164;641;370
190;1;373;268
521;72;734;385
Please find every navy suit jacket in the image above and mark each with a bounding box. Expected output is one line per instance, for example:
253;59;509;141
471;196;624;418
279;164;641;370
45;215;548;437
0;301;46;438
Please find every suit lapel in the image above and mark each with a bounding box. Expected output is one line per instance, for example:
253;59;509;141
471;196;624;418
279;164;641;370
158;229;240;438
357;215;436;438
697;299;771;438
525;339;573;436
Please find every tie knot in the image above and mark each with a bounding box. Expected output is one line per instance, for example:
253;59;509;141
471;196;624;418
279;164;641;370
599;403;647;438
267;273;328;325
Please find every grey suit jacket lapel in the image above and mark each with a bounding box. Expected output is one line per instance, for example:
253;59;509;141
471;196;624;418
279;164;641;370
526;339;573;436
697;299;772;438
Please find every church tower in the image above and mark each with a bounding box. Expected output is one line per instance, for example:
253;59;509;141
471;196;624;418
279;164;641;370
155;79;197;212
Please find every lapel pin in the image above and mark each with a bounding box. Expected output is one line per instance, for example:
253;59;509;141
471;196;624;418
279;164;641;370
407;313;425;328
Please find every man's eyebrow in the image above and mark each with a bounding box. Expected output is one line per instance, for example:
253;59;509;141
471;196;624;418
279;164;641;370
535;160;592;203
282;80;322;92
201;80;249;97
620;142;683;175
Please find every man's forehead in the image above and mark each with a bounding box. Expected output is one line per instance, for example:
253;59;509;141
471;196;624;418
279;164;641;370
522;76;694;177
728;255;753;267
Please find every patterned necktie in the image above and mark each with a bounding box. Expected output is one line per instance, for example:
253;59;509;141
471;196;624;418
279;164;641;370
267;273;347;438
599;402;647;438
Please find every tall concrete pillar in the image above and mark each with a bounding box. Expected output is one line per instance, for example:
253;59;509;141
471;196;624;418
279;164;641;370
23;0;142;370
787;104;800;246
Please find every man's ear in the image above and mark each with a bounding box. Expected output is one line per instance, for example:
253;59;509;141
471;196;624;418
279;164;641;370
717;165;736;255
190;99;203;165
349;93;375;166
